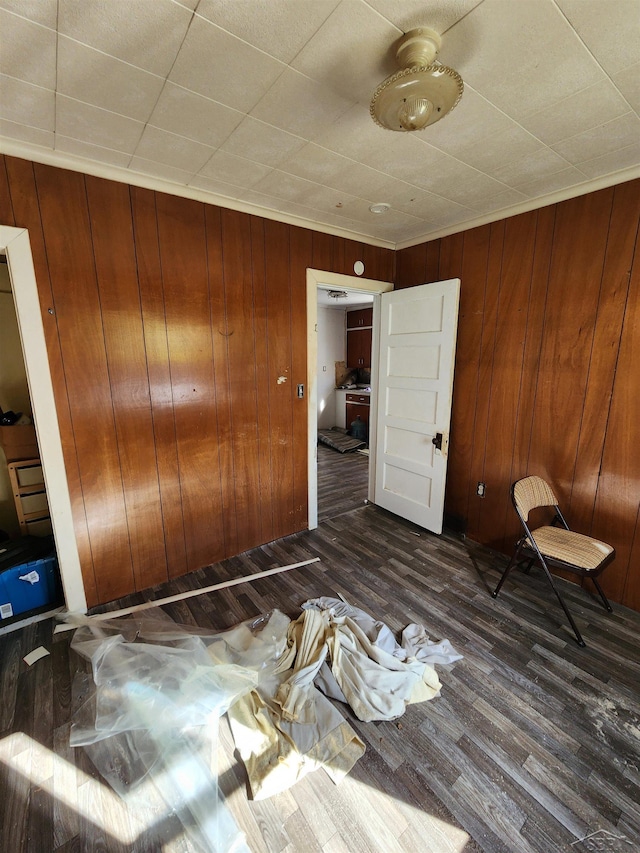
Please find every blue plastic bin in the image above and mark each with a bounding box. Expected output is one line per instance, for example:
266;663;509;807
0;555;58;619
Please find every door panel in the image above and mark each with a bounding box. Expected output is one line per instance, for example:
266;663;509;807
374;280;460;534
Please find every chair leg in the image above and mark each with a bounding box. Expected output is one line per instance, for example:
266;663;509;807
492;545;521;599
591;577;613;613
538;560;586;647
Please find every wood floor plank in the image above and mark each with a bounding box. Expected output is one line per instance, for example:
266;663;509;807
1;446;639;851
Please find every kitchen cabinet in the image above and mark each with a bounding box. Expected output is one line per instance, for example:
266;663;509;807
347;307;373;328
346;393;370;442
347;328;371;368
346;307;373;368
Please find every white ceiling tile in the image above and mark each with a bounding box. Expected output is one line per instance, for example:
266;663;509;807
279;143;352;186
467;187;528;214
444;0;606;120
519;79;632;146
57;36;165;122
291;1;402;104
428;166;510;204
319;160;399;199
365;0;484;36
613;63;640;115
198;150;272;188
315;103;395;162
361;134;450;184
251;169;355;211
219;116;306;167
56;95;145;153
250;68;355;139
556;0;640;76
490;148;570;189
58;0;193;77
134;125;215;172
148;82;243;148
173;0;199;9
169;15;286;112
419;88;518;158
0;0;56;28
188;173;244;198
454;124;544;174
54;134;132;168
552;112;640;165
577;142;640;180
0;9;56;88
0;75;54;129
235;188;283;212
0;118;53;148
368;183;468;222
128;156;195;185
515;166;588;197
195;0;340;63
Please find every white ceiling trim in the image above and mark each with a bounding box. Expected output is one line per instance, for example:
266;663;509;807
2;138;639;253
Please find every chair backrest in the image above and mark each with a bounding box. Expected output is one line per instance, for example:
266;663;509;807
513;476;558;521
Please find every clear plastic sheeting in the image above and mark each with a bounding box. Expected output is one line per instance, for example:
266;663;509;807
68;610;282;853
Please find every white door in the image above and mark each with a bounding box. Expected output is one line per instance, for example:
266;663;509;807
373;279;460;534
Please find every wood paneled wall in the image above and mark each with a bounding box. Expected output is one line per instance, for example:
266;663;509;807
0;155;393;607
396;180;640;611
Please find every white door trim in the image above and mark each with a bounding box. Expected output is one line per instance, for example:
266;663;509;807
0;226;86;613
306;268;393;529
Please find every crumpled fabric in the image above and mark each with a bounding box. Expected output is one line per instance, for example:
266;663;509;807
208;609;365;801
301;597;462;722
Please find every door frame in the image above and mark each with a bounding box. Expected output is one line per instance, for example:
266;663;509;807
0;225;86;613
306;268;393;529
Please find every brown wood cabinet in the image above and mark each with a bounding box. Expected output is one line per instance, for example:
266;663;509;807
346;393;370;441
347;307;373;328
346;328;371;368
346;307;373;367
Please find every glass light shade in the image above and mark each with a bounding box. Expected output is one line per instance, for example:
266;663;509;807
370;65;463;132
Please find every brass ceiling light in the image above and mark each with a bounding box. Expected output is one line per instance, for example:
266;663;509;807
370;28;463;132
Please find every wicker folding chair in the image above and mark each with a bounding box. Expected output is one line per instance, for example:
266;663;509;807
492;475;615;647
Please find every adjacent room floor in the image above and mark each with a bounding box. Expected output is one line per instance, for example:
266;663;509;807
1;449;639;852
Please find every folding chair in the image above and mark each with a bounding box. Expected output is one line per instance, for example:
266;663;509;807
492;475;614;647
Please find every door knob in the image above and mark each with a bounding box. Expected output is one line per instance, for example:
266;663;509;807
432;432;443;451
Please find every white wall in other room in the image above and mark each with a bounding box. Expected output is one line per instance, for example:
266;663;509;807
317;306;345;429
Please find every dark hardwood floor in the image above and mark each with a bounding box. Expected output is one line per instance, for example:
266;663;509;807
317;442;369;523
1;448;639;852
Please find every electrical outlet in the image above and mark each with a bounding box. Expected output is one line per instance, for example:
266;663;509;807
476;482;486;497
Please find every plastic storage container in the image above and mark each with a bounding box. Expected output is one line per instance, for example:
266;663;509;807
0;537;58;620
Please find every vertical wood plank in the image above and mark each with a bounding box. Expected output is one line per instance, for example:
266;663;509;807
0;155;15;224
290;226;313;530
264;219;295;539
4;156;97;605
220;208;262;551
130;186;188;579
85;176;168;591
592;207;640;604
479;212;537;550
312;231;334;271
157;193;226;572
33;162;134;603
444;225;490;529
205;204;238;559
395;243;426;288
466;220;504;542
570;181;640;534
250;217;275;544
528;189;614;496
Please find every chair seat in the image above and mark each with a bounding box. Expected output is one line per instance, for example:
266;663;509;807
527;526;614;570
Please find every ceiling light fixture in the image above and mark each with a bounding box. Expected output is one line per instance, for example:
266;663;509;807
369;202;391;214
327;290;348;299
370;27;463;132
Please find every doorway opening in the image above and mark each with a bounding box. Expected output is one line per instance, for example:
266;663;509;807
306;269;393;530
0;226;85;623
